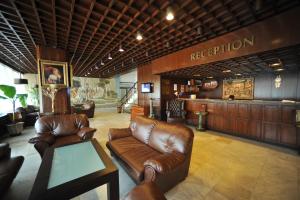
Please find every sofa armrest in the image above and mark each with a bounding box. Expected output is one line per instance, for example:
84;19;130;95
108;128;132;141
77;127;96;140
0;143;10;159
144;152;185;174
28;132;55;145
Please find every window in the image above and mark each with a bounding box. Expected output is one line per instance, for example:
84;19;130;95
0;62;27;114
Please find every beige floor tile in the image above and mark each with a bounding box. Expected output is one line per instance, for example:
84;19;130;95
2;111;300;200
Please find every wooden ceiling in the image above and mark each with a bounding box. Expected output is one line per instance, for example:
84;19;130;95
0;0;299;77
161;44;300;79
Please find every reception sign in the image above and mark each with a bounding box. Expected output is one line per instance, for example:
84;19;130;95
222;78;254;100
151;7;300;74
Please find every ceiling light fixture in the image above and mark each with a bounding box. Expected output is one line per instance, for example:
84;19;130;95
235;73;242;76
275;68;284;72
108;53;112;60
136;32;143;41
166;7;174;21
222;69;231;73
95;65;99;70
145;51;149;57
101;60;104;65
118;44;124;52
207;76;214;79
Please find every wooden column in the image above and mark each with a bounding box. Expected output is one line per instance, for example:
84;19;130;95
36;46;71;114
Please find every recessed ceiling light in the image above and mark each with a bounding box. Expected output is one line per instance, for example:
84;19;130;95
270;63;281;67
207;76;214;79
136;32;143;41
95;65;99;69
222;69;231;73
166;7;174;21
275;68;284;71
101;60;104;65
108;53;112;60
118;44;124;52
235;73;242;76
85;74;87;77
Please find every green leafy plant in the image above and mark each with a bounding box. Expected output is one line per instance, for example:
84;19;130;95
0;84;28;122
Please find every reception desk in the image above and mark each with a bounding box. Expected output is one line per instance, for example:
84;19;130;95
181;98;300;150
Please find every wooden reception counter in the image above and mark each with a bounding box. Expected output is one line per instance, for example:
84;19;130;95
181;98;300;149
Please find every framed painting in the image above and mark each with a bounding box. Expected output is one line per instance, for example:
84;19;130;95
39;59;69;87
222;78;254;100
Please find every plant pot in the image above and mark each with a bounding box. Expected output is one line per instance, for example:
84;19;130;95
6;122;24;136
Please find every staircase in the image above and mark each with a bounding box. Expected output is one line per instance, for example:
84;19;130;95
120;82;137;113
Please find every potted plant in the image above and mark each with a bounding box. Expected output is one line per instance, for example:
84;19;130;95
0;85;27;136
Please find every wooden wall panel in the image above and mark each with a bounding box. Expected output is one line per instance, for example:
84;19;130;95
36;46;70;114
263;105;280;123
181;99;300;150
279;125;298;147
262;123;278;143
137;63;161;119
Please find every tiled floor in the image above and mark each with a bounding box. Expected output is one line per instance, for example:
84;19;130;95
2;111;300;200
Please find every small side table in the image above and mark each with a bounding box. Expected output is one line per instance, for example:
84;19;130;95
194;111;208;131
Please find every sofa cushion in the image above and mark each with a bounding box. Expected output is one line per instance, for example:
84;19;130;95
108;136;146;155
130;116;156;144
35;114;89;136
53;135;82;147
120;145;160;182
148;122;194;154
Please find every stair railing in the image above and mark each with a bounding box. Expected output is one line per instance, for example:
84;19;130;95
119;82;137;112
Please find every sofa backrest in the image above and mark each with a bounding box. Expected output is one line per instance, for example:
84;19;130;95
149;121;194;154
131;116;194;154
35;114;89;136
130;116;156;144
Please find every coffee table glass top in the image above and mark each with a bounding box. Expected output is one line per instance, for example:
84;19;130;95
47;141;106;189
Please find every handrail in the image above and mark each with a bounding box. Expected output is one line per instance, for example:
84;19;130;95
119;82;137;111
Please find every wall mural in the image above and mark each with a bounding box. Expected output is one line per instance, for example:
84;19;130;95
222;78;254;100
71;77;118;107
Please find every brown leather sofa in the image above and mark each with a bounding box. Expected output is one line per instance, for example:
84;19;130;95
71;100;95;118
0;143;24;196
123;182;166;200
29;114;96;157
106;116;194;192
16;105;39;127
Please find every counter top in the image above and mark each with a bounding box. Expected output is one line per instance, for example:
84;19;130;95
178;98;300;105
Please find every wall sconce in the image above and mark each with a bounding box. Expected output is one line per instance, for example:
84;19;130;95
274;75;282;88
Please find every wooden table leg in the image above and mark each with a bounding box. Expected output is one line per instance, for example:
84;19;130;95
107;171;119;200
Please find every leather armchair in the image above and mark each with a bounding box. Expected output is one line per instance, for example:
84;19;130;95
123;182;166;200
16;105;39;127
0;143;24;196
107;116;194;192
71;100;95;118
166;99;186;123
29;114;96;157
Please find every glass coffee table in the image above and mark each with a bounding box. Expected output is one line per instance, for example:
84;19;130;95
29;139;119;200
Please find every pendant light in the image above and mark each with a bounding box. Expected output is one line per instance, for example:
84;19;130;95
14;54;28;84
118;44;124;52
108;53;112;60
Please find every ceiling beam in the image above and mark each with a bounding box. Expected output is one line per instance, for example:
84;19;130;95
70;0;95;63
65;0;75;49
51;0;57;47
0;11;36;66
0;42;32;73
0;31;34;71
10;0;36;47
73;8;104;67
30;0;46;45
